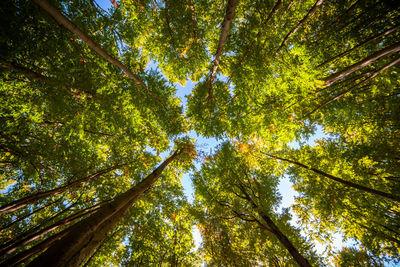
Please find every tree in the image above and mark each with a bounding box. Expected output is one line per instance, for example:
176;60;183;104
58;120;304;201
1;0;399;265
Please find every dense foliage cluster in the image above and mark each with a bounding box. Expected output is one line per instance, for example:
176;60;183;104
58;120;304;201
0;0;399;266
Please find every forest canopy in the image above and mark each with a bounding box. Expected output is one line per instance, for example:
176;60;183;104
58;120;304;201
0;0;399;266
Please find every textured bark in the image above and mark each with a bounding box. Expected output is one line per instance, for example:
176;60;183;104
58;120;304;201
188;0;197;39
27;150;182;267
307;55;400;117
237;184;311;267
275;0;324;56
0;228;69;266
30;0;160;101
0;165;121;215
260;214;311;267
318;25;400;67
164;0;174;39
0;201;104;257
265;153;400;202
208;0;239;100
323;41;400;85
0;197;61;232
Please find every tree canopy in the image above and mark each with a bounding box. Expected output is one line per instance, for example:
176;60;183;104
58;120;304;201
0;0;399;266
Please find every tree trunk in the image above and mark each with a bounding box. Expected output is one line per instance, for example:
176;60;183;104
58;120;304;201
0;200;105;257
275;0;324;56
0;165;122;215
0;197;62;232
260;214;311;267
318;25;400;67
30;0;160;102
0;58;46;81
208;0;239;100
323;40;400;85
27;149;182;267
306;55;400;117
236;184;311;267
265;153;400;202
0;228;70;266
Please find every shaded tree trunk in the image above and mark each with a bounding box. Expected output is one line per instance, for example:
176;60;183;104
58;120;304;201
265;153;400;202
0;197;62;232
27;149;183;267
275;0;324;56
306;55;400;117
0;200;106;257
208;0;239;100
318;25;400;67
236;184;311;267
260;214;311;267
31;0;162;103
0;165;122;215
323;41;400;85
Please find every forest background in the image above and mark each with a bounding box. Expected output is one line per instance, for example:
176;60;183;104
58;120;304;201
0;0;399;266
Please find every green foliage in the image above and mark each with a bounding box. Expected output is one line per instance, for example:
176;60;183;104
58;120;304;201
1;0;399;265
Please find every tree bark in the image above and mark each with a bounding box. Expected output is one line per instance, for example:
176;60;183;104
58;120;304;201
208;0;239;101
27;149;183;267
307;55;400;117
0;200;105;257
30;0;161;102
275;0;324;56
265;153;400;202
236;184;311;267
0;228;70;266
318;25;400;67
323;41;400;85
260;214;311;267
0;165;122;215
0;197;62;232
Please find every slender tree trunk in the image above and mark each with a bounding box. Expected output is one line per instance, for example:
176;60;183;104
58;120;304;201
0;58;46;81
275;0;324;56
318;25;400;67
260;214;311;267
0;197;62;232
265;153;400;202
0;165;122;215
27;149;183;267
0;200;105;257
236;184;311;267
164;0;174;41
188;0;197;39
30;0;162;103
208;0;239;101
306;55;400;117
0;228;70;266
323;41;400;85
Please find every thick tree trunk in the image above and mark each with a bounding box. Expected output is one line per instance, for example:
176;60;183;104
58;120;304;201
275;0;324;56
208;0;239;100
323;41;400;85
260;214;311;267
27;150;182;267
318;25;400;67
0;165;122;215
265;153;400;202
